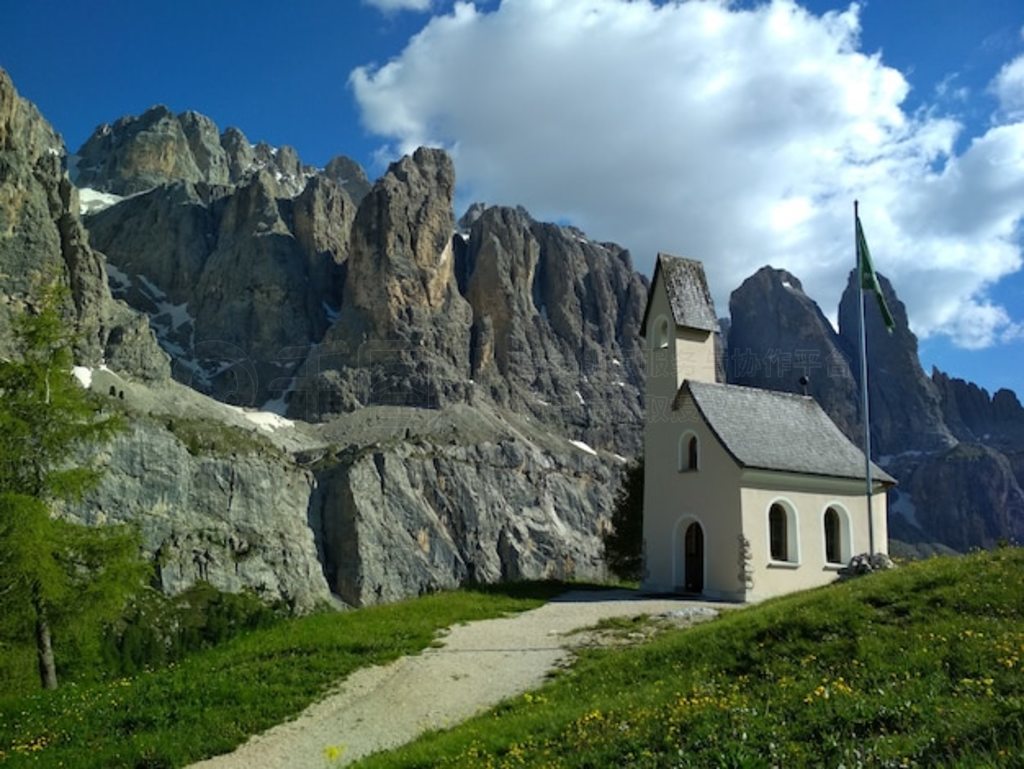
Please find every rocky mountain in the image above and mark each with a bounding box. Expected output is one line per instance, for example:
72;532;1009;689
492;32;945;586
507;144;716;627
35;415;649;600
74;105;370;202
74;103;647;454
296;156;646;455
72;108;372;406
461;207;647;454
84;170;355;405
0;69;167;378
1;71;635;611
932;368;1024;449
836;271;957;456
726;264;1024;552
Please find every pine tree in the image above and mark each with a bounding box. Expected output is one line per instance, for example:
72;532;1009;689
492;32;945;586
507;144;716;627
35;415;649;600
602;459;644;581
0;285;145;689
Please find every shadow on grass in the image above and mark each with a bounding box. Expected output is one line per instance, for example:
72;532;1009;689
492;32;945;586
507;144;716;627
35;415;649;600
462;579;629;602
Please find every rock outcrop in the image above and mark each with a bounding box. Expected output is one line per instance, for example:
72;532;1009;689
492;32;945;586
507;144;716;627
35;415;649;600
298;148;473;416
84;169;354;405
309;405;613;606
73;106;330;198
58;369;332;612
462;206;646;455
901;443;1024;550
0;68;168;379
932;368;1024;448
727;267;859;441
323;155;372;204
70;419;331;612
837;272;956;456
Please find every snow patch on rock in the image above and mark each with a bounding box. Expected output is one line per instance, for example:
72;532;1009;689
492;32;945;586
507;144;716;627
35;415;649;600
226;405;295;432
78;187;124;215
568;439;598;456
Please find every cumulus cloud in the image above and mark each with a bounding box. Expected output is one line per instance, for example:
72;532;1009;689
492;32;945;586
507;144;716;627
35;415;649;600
350;0;1024;349
362;0;432;13
992;54;1024;120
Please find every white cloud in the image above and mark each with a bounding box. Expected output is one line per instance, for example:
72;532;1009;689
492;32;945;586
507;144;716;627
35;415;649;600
351;0;1024;350
363;0;432;13
992;54;1024;120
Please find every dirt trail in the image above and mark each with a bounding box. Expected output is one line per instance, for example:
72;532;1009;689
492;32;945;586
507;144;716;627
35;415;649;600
188;590;726;769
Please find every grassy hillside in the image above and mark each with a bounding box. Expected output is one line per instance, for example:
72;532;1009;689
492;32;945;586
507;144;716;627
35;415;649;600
0;583;566;768
355;549;1024;768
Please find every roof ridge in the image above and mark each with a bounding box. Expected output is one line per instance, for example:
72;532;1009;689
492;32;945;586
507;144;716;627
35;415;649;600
686;379;815;403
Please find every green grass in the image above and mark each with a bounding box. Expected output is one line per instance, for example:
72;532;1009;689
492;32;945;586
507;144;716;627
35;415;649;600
160;416;282;458
353;548;1024;768
0;582;568;768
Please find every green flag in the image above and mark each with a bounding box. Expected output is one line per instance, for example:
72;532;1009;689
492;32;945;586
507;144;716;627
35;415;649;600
856;215;896;332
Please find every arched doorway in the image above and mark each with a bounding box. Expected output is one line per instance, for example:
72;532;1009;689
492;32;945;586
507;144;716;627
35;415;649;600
683;522;704;594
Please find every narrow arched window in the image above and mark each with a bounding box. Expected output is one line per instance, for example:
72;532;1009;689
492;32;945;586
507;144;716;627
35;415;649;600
769;504;788;561
824;507;842;564
678;432;699;472
656;318;670;349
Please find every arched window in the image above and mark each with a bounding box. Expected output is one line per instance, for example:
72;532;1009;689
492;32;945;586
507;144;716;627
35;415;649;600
824;508;841;564
656;317;670;349
822;505;851;565
767;500;799;564
769;504;788;561
678;432;699;472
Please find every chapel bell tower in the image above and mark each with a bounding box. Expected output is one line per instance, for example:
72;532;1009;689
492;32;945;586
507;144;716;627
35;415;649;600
640;253;721;406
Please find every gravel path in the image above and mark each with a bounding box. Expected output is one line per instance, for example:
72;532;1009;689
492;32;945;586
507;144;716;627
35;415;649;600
188;590;727;769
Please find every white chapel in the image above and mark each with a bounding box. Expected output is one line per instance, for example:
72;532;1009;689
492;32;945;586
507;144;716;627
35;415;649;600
641;253;894;602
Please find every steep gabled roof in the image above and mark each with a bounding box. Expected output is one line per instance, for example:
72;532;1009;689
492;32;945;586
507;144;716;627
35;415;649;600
678;380;896;484
641;253;719;335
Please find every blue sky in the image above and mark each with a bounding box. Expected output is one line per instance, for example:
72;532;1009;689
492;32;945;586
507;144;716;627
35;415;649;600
3;0;1023;397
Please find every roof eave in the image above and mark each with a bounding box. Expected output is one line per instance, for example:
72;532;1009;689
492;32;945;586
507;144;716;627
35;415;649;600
743;464;897;487
639;254;667;338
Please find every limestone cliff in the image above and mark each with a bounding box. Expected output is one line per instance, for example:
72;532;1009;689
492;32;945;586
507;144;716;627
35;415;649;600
901;443;1024;550
462;206;646;455
84;169;354;405
932;368;1024;449
0;68;167;379
837;272;956;456
298;148;473;416
74;106;331;198
61;369;332;612
307;404;613;606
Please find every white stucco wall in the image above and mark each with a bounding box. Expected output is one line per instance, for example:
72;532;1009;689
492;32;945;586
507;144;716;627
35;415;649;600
674;327;716;387
643;276;716;409
739;473;889;602
642;391;745;600
642;274;737;599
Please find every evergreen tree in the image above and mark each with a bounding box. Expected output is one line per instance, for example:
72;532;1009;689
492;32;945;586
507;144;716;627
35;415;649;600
0;285;145;689
602;459;644;581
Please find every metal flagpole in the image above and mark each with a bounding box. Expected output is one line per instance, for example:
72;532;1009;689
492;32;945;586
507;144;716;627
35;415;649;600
855;200;875;555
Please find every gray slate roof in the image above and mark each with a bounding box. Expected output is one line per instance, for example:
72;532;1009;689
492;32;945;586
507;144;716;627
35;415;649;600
680;380;896;484
642;253;719;334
